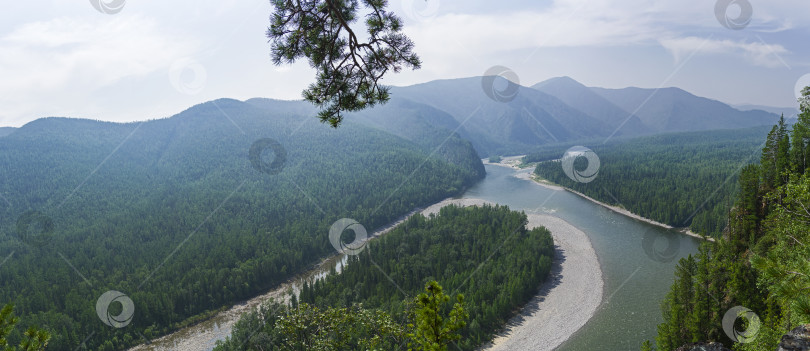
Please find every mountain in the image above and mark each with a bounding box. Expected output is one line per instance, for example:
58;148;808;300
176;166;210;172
733;104;800;118
589;85;778;133
389;77;622;155
0;99;484;350
0;127;16;137
383;76;778;155
532;76;651;137
246;97;486;179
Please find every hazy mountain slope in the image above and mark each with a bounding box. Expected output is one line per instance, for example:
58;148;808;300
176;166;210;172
532;77;650;137
733;104;800;118
0;127;16;137
244;97;318;117
249;77;780;156
348;97;486;178
247;97;486;179
591;86;778;132
390;77;615;155
0;99;483;350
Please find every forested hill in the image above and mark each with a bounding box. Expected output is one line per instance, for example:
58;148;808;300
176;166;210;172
246;98;485;180
0;98;484;351
382;76;779;156
215;204;555;351
532;126;771;237
588;85;778;133
651;97;810;350
0;127;15;137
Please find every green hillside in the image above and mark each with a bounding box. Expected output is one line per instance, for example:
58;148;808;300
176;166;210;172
215;204;554;351
531;126;771;237
0;99;484;350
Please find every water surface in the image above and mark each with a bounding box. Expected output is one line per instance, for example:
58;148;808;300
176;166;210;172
140;164;700;350
465;165;701;350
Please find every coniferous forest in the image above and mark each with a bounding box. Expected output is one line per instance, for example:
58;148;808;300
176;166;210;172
214;204;554;351
649;90;810;350
4;1;809;350
0;99;484;350
531;126;771;237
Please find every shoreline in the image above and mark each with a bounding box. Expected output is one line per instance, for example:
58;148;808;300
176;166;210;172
420;198;604;351
484;158;713;242
132;195;605;351
127;195;461;351
476;206;603;350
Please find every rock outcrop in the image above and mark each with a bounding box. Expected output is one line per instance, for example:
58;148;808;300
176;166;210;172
778;324;810;351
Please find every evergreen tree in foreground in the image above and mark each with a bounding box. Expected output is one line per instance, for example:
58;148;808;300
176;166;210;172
407;281;468;351
0;304;50;351
215;281;467;351
268;0;421;127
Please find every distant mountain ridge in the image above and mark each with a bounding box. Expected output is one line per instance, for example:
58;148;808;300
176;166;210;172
532;76;650;137
733;104;800;118
388;77;619;155
376;75;779;155
3;76;780;157
246;76;782;156
586;84;778;133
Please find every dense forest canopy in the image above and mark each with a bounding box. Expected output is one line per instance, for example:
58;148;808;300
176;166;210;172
0;99;483;350
650;88;810;350
531;126;772;237
215;204;555;351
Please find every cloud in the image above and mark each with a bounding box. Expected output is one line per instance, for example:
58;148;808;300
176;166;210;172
0;15;199;125
2;0;809;125
406;8;656;55
405;0;808;53
395;0;806;84
659;36;789;68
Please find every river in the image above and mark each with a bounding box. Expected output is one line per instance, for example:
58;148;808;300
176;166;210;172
131;163;701;350
467;165;701;350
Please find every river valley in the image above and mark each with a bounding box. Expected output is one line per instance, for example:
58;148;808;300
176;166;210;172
131;163;702;351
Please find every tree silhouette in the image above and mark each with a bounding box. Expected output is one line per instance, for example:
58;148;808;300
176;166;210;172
268;0;421;127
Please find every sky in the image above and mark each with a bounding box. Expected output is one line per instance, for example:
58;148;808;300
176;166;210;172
1;0;809;127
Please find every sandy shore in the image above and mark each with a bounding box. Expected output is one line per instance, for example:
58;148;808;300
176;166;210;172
420;197;604;351
482;155;526;169
127;197;458;351
479;212;603;351
555;186;713;242
529;178;713;242
420;197;494;216
129;171;607;351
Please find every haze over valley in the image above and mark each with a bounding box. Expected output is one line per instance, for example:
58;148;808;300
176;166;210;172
2;1;810;351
